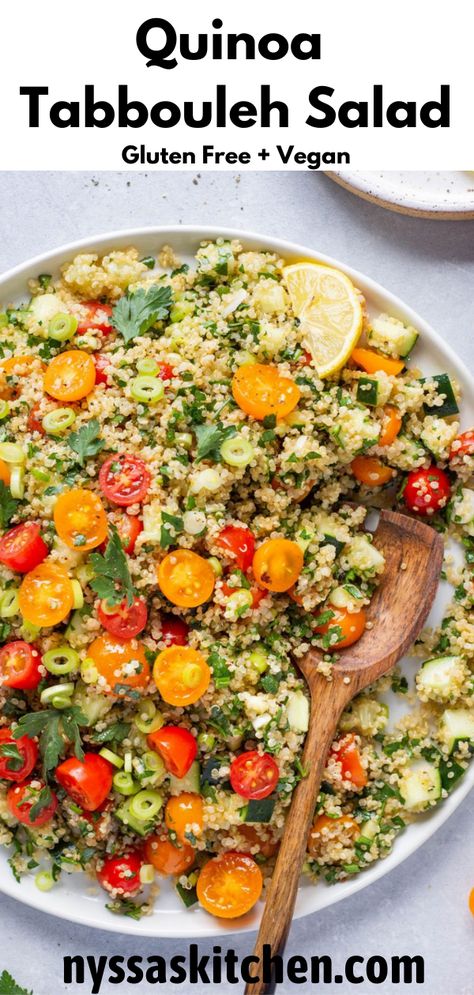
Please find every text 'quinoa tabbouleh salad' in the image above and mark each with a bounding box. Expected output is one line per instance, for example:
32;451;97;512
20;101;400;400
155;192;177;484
0;238;472;922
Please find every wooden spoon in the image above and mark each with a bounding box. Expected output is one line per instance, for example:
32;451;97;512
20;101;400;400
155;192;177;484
245;509;444;995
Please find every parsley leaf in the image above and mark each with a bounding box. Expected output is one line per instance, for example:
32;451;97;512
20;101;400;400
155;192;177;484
0;480;19;529
160;511;184;549
106;897;147;920
0;970;33;995
13;707;87;778
90;525;135;607
111;285;173;344
29;785;54;823
67;418;105;466
0;742;24;772
89;721;131;745
195;423;237;463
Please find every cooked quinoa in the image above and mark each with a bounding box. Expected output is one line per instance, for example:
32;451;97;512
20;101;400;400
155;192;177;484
0;239;472;920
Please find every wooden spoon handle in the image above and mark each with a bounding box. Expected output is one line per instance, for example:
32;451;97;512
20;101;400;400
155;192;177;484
245;675;351;995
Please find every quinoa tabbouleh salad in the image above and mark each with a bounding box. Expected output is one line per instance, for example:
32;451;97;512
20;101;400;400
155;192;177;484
0;238;472;922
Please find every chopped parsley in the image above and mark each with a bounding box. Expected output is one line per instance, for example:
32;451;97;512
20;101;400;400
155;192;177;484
111;285;172;344
90;525;135;607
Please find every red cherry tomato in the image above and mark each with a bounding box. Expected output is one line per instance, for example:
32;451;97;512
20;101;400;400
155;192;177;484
216;526;255;573
301;350;313;366
100;514;143;556
7;780;58;827
94;353;112;386
159;614;189;646
221;577;267;611
230;750;279;800
0;642;42;690
55;753;113;811
0;523;48;573
330;734;367;789
403;466;451;517
99;455;151;507
0;728;38;782
450;430;474;462
97;851;143;895
158;363;174;382
77;302;113;336
97;596;148;640
26;402;45;435
147;726;197;779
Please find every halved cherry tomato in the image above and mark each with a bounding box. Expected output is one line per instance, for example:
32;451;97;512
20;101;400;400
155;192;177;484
27;402;45;435
0;460;10;485
230;751;279;800
145;835;195;875
97;852;143;895
237;825;279;859
300;350;313;366
0;728;38;782
197;852;262;919
0;522;48;573
19;562;74;627
55;753;113;811
307;813;359;857
158;549;215;608
403;466;451;517
450;430;474;463
0;356;45;400
77;301;113;336
94;353;112;386
216;525;255;572
0;642;42;690
158;363;174;382
100;513;143;556
351;457;395;487
7;780;58;827
165;792;203;844
159;614;189;646
329;734;367;789
98;596;148;640
314;606;366;650
253;538;303;593
220;577;268;611
153;646;210;706
148;726;197;779
232;363;301;421
87;634;150;696
44;350;96;402
99;454;151;507
351;348;404;377
54;488;108;551
379;405;402;447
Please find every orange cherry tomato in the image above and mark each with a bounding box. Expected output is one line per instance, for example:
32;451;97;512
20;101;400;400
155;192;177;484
153;646;210;706
351;348;404;377
237;825;279;860
18;561;74;627
54;488;108;551
157;549;215;608
351;456;395;487
87;633;150;696
330;734;368;789
252;538;303;593
165;792;203;844
145;835;195;875
0;356;45;399
232;363;301;421
379;405;402;447
197;852;263;919
314;606;366;650
0;460;10;485
307;813;359;856
43;349;96;401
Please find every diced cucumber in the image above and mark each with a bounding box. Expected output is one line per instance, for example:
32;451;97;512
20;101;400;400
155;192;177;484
439;756;466;793
320;534;345;556
400;761;442;811
115;798;155;836
243;797;276;823
169;760;201;795
286;691;309;733
30;293;60;327
336;406;380;454
356;377;379;407
439;708;474;753
201;756;229;788
421;374;459;417
176;881;198;908
344;533;385;578
368;314;419;358
339;698;389;736
416;656;468;703
420;417;459;460
450;488;474;536
329;584;364;609
72;682;113;726
295;527;315;552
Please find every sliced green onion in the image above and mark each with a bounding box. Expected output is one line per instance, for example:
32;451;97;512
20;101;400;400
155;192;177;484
170;301;195;323
207;556;223;578
71;579;84;610
175;432;193;450
141;751;166;775
124;751;133;773
43;645;80;676
183;510;206;536
0;400;10;420
140;256;155;270
197;731;215;751
35;870;55;892
80;658;98;684
99;748;124;769
220;435;254;468
134;700;164;735
234;350;257;367
139;863;155;884
130;376;165;405
225;589;253;615
31;467;51;483
129;789;163;822
18;620;41;643
0;589;19;618
248;647;269;675
136;358;158;376
0;443;25;464
40;682;75;708
42;407;76;436
48;313;78;342
9;466;25;499
113;771;139;795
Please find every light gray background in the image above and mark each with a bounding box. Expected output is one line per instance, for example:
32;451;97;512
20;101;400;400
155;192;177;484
0;171;473;995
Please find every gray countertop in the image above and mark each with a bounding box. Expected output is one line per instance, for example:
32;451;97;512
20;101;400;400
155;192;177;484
0;171;473;995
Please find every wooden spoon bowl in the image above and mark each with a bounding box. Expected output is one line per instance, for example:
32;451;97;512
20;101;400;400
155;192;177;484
245;509;444;995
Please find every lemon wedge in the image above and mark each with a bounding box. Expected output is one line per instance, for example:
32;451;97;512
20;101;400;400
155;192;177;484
283;262;363;378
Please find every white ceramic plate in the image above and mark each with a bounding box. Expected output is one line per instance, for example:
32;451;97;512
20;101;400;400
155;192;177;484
0;227;472;937
328;171;474;219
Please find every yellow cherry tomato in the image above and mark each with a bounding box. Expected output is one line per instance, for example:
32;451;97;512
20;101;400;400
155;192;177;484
232;363;301;421
314;606;366;650
157;549;215;608
153;646;210;706
54;488;108;551
351;457;395;487
307;814;359;857
43;350;96;402
379;405;402;447
0;356;45;399
0;460;10;485
18;562;74;627
252;538;304;593
197;852;263;919
87;634;150;696
145;835;195;875
165;792;203;844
